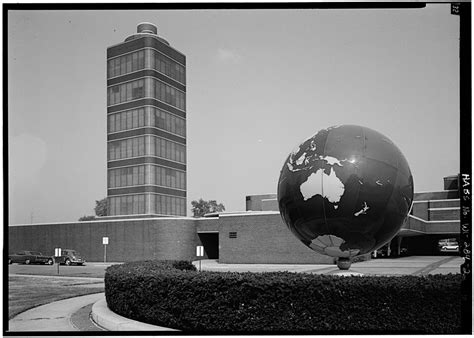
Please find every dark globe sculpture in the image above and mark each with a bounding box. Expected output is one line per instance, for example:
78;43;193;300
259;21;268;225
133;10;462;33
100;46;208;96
277;125;414;269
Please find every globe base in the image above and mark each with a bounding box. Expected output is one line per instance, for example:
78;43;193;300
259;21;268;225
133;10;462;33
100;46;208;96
336;257;351;270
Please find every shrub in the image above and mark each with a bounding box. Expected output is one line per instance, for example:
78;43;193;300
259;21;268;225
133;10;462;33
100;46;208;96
170;260;196;271
105;261;461;333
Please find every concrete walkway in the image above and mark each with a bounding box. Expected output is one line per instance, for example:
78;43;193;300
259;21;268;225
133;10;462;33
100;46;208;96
196;256;463;276
8;292;174;332
8;293;104;332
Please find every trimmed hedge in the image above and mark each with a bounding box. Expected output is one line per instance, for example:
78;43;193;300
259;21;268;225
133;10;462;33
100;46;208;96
105;260;461;333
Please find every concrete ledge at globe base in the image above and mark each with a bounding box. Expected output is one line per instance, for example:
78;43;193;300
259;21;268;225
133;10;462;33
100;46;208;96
91;298;177;331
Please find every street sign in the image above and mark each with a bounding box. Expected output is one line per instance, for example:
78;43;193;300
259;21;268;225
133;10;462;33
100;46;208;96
54;248;61;275
196;246;204;272
102;237;109;262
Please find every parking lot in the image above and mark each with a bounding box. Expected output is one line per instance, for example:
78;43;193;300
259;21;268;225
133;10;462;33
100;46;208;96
8;262;119;278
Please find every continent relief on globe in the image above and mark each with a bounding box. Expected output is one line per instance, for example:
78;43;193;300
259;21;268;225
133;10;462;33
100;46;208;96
277;125;414;259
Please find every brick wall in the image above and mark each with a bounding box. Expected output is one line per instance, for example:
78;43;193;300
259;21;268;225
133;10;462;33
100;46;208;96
412;201;429;220
246;194;277;211
261;199;278;211
8;218;197;262
429;208;461;221
218;213;334;264
195;217;220;232
10;213;380;265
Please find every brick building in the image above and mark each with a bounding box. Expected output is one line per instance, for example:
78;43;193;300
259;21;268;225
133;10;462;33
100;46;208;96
8;175;460;263
106;23;187;217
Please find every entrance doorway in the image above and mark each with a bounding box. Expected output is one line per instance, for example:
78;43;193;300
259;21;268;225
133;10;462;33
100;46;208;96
198;232;219;259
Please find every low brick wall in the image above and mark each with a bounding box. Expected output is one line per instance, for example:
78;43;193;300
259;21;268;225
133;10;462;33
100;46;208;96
8;218;197;262
218;213;334;264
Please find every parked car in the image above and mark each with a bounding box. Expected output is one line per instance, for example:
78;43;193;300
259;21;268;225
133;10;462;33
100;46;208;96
54;249;86;266
8;251;54;265
372;248;388;258
438;238;459;253
440;244;459;253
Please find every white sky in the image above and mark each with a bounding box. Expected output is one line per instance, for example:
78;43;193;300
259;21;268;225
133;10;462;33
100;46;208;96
8;5;460;224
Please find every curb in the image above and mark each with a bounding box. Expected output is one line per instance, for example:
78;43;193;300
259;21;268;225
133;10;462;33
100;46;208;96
91;298;177;331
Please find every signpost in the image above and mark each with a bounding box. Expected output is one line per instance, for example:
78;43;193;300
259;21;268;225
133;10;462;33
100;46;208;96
103;237;109;263
54;248;61;275
196;245;204;272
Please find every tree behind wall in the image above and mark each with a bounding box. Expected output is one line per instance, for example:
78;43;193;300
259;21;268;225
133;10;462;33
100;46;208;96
191;198;225;217
78;198;108;221
94;198;108;216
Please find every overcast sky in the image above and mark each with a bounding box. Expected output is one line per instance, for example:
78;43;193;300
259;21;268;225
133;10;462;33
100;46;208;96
8;4;460;224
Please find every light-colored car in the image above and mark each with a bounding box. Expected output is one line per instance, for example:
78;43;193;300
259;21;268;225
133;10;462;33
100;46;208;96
440;244;459;253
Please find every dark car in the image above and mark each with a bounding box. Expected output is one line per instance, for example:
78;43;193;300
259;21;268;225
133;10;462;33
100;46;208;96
55;249;86;266
8;251;54;265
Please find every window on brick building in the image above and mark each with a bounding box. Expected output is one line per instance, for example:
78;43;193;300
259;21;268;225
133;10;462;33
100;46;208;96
229;232;237;239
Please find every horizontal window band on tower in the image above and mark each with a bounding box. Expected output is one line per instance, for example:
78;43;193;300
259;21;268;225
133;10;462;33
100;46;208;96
107;98;186;119
108;185;186;197
108;194;146;215
107;36;185;66
107;77;185;111
108;69;185;92
107;104;185;120
107;107;146;134
108;164;186;190
108;46;186;68
107;49;145;80
107;76;185;97
108;165;145;188
107;106;186;138
107;156;186;171
108;129;185;145
107;135;186;163
107;162;186;173
108;193;186;216
107;53;185;87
